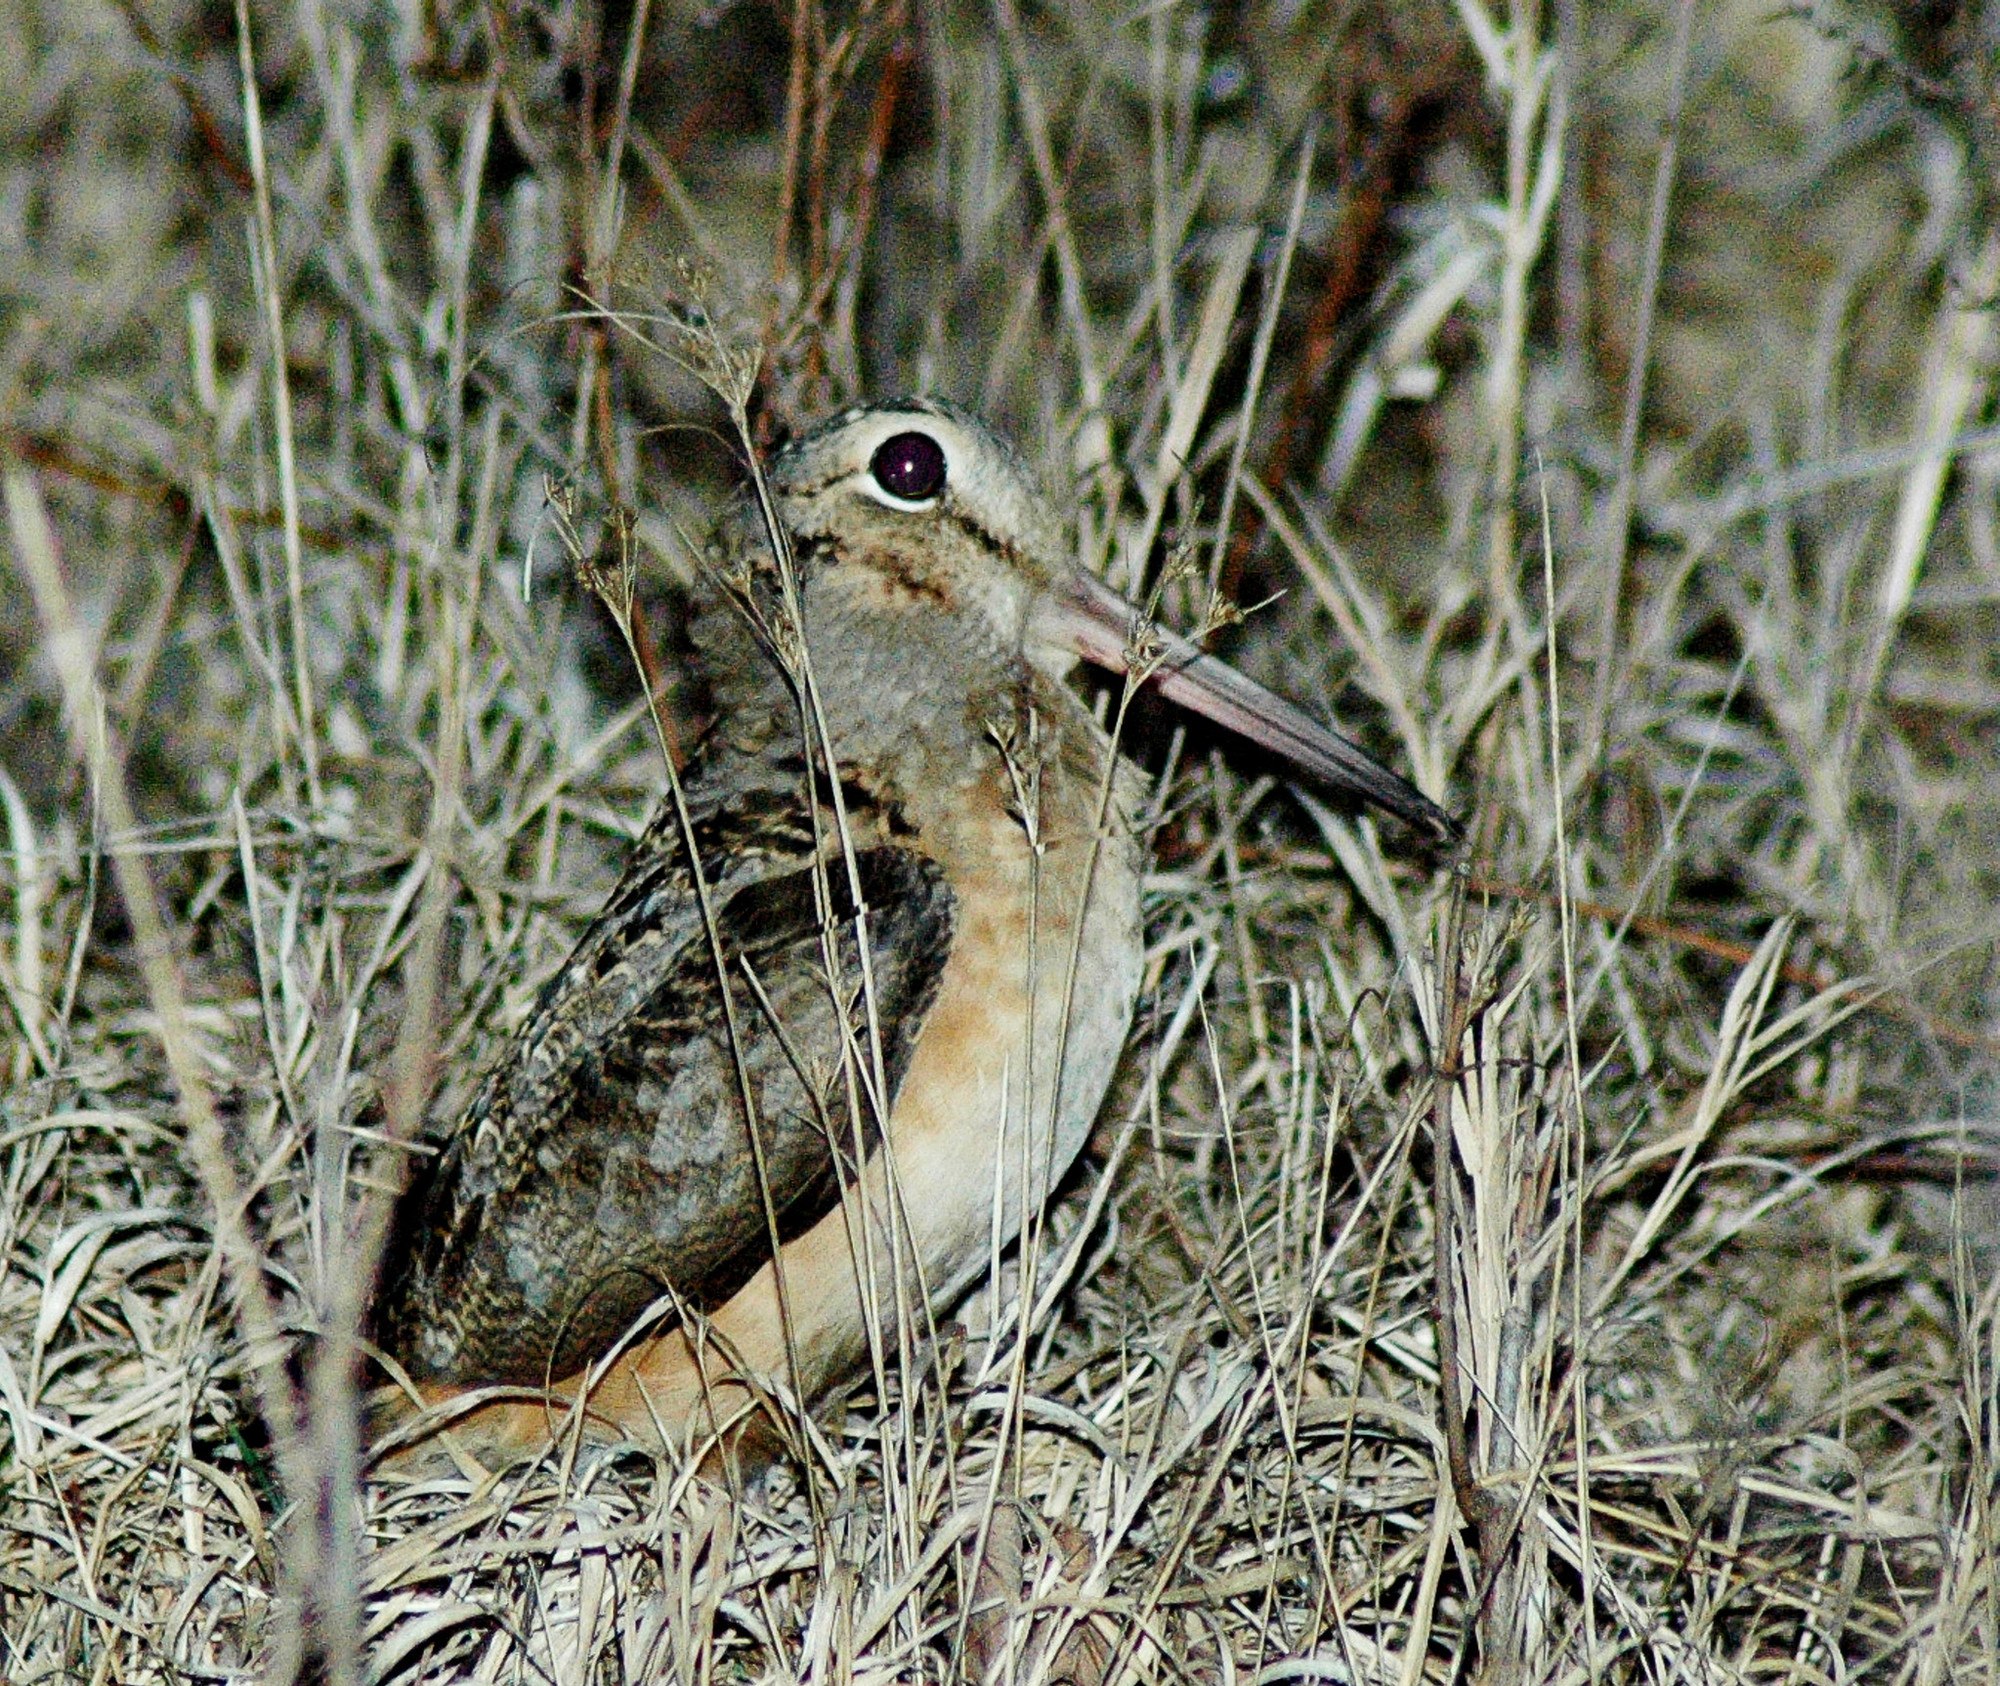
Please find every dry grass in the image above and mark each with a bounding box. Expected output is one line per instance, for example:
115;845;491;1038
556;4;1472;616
3;0;1998;1681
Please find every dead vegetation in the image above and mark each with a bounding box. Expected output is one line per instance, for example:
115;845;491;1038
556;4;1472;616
2;0;1997;1681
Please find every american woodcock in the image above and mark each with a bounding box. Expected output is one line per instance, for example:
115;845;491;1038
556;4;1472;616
373;400;1457;1459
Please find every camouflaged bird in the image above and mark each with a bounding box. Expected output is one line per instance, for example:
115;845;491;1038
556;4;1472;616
372;400;1457;1458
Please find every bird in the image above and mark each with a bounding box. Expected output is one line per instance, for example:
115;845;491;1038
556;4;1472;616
370;399;1457;1462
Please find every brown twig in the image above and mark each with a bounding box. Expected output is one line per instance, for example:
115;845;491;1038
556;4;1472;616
106;0;255;194
1231;70;1454;597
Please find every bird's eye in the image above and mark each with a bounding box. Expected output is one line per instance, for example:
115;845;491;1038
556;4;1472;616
869;431;948;505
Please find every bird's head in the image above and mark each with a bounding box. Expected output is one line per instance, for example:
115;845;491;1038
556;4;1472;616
710;401;1459;846
760;398;1072;646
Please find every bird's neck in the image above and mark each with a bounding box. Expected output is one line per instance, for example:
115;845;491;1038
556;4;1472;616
687;566;1107;819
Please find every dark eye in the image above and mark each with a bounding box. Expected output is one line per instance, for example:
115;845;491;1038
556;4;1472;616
869;431;947;503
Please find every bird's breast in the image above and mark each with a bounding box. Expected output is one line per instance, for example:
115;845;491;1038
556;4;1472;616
870;693;1146;1300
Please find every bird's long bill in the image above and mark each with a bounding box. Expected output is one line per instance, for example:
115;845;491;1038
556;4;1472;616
1038;568;1461;846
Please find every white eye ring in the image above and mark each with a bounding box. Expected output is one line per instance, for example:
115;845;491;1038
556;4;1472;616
861;485;941;513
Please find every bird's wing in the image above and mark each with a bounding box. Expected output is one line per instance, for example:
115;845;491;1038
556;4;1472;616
376;768;954;1387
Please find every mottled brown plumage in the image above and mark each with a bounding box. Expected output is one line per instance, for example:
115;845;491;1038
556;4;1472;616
373;400;1454;1460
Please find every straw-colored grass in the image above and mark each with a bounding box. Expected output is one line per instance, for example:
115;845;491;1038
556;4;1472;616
3;0;1995;1681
